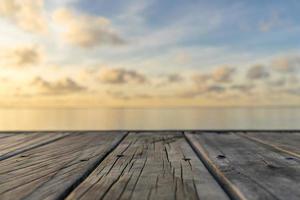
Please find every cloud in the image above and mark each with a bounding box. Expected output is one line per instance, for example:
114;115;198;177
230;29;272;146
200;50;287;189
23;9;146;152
283;88;300;96
0;0;47;33
231;84;255;94
192;73;211;84
106;90;130;100
98;68;147;84
166;74;184;83
107;90;153;100
181;84;226;98
192;66;236;85
272;56;300;73
31;77;87;95
156;73;184;87
212;66;236;83
267;79;286;87
246;65;270;80
1;46;42;67
288;76;299;84
181;66;236;98
205;85;226;93
52;8;125;48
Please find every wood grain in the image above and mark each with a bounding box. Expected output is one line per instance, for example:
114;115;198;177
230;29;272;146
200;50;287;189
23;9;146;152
239;132;300;158
0;132;126;200
67;132;229;200
185;131;300;200
0;132;69;161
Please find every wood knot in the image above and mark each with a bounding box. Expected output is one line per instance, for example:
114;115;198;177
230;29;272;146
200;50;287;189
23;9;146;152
80;159;89;162
116;154;124;158
217;155;226;159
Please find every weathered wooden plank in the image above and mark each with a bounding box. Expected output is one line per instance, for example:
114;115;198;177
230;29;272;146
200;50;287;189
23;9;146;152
0;131;126;200
240;132;300;158
67;132;229;200
185;132;300;200
0;132;69;161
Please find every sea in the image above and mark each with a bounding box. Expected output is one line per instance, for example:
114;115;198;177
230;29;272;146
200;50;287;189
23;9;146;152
0;107;299;131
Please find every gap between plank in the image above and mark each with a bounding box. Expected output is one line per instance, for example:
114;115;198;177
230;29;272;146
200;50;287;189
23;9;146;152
183;132;247;200
0;134;70;162
58;131;129;200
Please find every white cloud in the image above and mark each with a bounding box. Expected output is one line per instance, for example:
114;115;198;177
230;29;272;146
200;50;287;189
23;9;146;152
0;0;47;34
52;8;125;48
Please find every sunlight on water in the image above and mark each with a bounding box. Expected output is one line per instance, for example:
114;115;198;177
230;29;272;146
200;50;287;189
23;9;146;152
0;107;299;130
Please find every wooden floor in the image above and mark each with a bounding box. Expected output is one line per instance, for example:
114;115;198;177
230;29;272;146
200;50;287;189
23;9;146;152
0;131;299;200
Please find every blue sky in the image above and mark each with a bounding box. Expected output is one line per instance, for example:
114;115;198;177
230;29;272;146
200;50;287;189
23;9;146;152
73;0;300;47
67;0;300;70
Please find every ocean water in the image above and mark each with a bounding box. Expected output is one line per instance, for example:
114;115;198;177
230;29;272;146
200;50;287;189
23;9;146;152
0;107;299;131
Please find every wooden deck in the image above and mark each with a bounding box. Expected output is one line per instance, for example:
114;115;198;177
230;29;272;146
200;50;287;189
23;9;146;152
0;131;299;200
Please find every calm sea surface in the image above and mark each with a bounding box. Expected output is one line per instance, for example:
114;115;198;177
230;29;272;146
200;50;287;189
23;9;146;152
0;107;299;130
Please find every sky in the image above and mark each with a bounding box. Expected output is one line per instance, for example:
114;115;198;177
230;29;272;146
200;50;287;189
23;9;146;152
0;0;299;108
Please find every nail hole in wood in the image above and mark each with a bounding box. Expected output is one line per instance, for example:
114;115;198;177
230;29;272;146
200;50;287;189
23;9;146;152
183;158;191;161
217;155;226;159
267;164;280;170
285;157;295;160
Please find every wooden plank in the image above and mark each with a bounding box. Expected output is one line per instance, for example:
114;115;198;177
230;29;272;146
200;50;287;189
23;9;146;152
239;132;300;158
0;132;69;161
67;132;229;200
185;132;300;200
0;131;126;200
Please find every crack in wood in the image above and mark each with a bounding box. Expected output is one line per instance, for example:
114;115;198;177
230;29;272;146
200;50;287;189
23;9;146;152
7;132;228;200
99;154;136;200
0;134;70;161
128;157;148;199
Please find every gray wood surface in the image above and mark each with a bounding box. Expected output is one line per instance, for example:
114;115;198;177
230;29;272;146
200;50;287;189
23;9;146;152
239;132;300;158
0;132;126;200
67;132;229;200
185;131;300;200
1;131;299;200
0;132;69;161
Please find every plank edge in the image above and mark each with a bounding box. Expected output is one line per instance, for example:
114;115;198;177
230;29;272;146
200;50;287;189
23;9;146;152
184;132;247;200
60;132;129;200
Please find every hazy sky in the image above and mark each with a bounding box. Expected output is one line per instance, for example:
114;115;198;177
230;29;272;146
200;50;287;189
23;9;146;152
0;0;299;108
